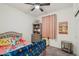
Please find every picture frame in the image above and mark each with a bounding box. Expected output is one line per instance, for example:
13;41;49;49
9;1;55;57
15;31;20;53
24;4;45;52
59;21;68;34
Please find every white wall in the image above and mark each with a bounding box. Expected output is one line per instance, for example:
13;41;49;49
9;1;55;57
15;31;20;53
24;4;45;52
0;4;36;42
38;6;78;55
73;4;79;56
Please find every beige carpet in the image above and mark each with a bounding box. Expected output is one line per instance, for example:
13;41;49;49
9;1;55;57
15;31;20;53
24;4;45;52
40;46;74;56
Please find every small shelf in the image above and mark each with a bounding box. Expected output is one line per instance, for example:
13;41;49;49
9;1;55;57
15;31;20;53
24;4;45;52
31;23;42;42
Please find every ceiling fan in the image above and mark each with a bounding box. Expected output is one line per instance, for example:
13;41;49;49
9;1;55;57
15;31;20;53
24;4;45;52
25;3;50;12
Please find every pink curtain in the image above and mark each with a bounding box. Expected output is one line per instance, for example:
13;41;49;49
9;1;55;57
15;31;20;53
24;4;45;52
42;14;57;39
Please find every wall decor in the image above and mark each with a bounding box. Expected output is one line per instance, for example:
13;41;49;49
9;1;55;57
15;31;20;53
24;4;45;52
59;22;68;34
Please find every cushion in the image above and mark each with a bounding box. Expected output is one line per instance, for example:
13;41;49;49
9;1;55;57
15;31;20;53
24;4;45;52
0;38;11;46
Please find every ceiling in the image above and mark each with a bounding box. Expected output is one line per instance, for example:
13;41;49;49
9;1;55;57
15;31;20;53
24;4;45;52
5;3;73;17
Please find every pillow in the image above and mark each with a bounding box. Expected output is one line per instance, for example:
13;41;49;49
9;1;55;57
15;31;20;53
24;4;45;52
0;38;11;46
0;38;12;54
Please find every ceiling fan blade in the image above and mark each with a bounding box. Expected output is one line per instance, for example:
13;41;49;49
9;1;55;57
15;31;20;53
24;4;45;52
40;3;50;6
24;3;34;5
40;8;44;12
31;7;35;11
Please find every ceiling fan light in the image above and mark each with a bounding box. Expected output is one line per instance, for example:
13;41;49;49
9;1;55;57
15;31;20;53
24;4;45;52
35;5;40;9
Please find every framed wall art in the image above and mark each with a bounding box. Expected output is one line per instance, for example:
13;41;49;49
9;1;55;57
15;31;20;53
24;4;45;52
59;21;68;34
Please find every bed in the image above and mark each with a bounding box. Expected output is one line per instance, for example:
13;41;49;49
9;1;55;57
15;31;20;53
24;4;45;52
0;31;46;56
0;31;29;55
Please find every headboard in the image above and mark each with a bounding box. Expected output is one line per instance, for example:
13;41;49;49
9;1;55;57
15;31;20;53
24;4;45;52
0;31;22;39
0;32;22;54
